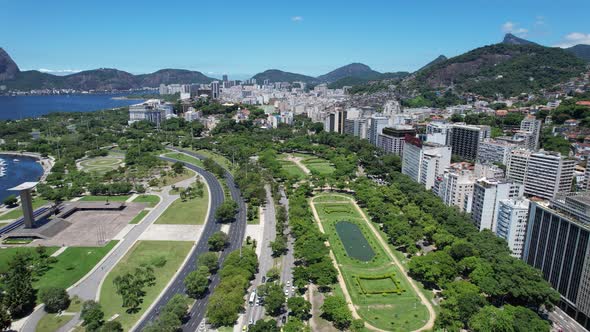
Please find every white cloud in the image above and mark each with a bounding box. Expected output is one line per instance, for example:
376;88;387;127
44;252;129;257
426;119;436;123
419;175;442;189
502;21;528;36
555;32;590;48
291;16;303;22
37;68;82;74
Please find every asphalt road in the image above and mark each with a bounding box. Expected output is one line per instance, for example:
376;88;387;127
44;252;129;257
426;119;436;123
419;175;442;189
134;148;247;332
278;186;295;326
549;307;588;332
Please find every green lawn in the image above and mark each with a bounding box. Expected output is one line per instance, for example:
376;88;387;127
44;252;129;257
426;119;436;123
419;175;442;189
278;159;307;180
36;313;74;332
312;194;429;332
160;168;195;186
132;194;160;207
79;154;124;175
34;241;118;296
0;198;49;221
163;152;204;167
302;157;335;176
129;210;149;224
155;187;209;225
79;195;130;202
99;241;193;331
0;247;59;274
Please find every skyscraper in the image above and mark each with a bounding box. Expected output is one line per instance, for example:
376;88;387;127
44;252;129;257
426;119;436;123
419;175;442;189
367;115;389;145
402;137;451;190
377;126;416;156
520;115;542;150
523;193;590;329
447;124;491;160
470;178;523;232
222;74;228;82
211;81;220;99
495;198;529;258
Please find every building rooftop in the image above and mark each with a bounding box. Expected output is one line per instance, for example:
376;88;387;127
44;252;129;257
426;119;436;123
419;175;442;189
9;182;39;191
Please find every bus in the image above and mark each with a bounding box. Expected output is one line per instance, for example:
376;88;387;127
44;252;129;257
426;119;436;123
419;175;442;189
248;291;256;306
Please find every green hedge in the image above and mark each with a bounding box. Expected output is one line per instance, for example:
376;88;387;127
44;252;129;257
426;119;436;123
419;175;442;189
354;273;405;295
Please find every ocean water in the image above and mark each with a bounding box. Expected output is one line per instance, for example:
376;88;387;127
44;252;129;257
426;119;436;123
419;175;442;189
0;155;44;203
0;93;145;120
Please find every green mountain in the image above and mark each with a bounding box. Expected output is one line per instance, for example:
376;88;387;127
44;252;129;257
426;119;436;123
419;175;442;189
251;69;317;84
412;43;586;97
566;44;590;62
317;63;381;83
417;55;448;72
328;71;409;89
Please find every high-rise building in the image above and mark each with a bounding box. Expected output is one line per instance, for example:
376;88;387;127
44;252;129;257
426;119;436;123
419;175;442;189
520;116;542;150
222;74;228;82
425;121;451;145
377;126;416;156
368;115;390;145
447;124;491;160
344;118;368;139
435;167;476;213
507;150;576;200
495;198;529;258
128;99;173;127
402;137;451;190
470;178;523;232
159;84;168;95
523;193;590;329
477;139;518;165
211;81;220;99
324;109;347;134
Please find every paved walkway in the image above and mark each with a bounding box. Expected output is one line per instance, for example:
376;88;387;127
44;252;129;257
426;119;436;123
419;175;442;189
285;154;311;175
309;194;436;332
20;175;196;332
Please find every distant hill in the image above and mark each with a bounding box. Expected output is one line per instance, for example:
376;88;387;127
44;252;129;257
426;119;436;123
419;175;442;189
565;44;590;62
251;69;317;84
328;71;409;89
417;55;448;72
0;47;19;81
317;63;381;83
502;33;537;46
412;43;586;97
0;48;216;91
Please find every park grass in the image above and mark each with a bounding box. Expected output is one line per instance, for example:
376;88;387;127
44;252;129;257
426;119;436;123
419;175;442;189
163;152;204;168
160;168;195;186
132;194;160;207
79;155;124;175
79;195;130;202
155;188;209;225
0;247;59;274
312;194;429;332
36;313;74;332
313;194;350;202
0;197;49;221
99;241;193;331
278;159;307;180
34;241;118;297
302;157;335;176
129;210;149;224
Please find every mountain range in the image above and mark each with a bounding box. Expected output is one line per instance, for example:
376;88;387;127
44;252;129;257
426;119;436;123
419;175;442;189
1;33;589;92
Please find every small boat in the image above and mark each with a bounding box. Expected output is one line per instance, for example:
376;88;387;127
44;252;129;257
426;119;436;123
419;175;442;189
13;159;19;162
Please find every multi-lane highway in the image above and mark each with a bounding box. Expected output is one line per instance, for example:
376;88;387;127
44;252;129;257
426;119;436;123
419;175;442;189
134;148;247;331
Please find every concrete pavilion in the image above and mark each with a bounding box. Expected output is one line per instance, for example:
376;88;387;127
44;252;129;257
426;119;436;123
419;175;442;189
8;181;38;228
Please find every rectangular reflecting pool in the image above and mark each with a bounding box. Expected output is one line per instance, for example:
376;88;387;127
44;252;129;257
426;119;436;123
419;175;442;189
335;221;375;261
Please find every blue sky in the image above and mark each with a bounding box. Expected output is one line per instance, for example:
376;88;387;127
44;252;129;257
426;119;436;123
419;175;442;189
2;0;590;79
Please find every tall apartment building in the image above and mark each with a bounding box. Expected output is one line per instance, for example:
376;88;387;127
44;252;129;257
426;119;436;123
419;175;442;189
520;115;542;150
344;118;368;139
470;178;524;232
402;137;451;190
495;198;530;258
368;115;390;145
447;124;491;160
425;121;450;145
211;81;220;99
523;193;590;329
507;150;575;200
477;139;518;165
324;109;347;134
435;167;476;213
377;126;416;156
128;99;174;127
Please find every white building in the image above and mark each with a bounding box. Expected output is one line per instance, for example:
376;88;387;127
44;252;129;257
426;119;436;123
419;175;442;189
477;139;518;165
435;166;476;213
495;198;530;258
367;115;390;145
506;150;576;200
128;99;174;127
425;121;451;145
377;125;416;156
184;109;202;122
402;137;452;190
471;178;524;232
520;116;542;150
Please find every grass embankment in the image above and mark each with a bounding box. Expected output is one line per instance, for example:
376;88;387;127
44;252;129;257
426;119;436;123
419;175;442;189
129;210;149;224
0;198;48;221
163;152;204;168
99;241;193;331
35;241;119;296
155;185;209;225
79;195;131;202
278;158;307;180
160;168;195;186
132;194;160;207
312;194;429;332
191;149;233;173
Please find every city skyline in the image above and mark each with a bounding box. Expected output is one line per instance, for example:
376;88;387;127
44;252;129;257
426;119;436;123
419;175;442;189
2;0;590;77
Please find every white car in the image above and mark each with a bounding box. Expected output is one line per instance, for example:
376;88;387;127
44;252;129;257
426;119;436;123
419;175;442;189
284;289;289;296
286;280;290;286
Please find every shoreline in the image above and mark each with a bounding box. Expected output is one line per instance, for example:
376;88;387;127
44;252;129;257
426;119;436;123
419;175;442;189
0;151;54;182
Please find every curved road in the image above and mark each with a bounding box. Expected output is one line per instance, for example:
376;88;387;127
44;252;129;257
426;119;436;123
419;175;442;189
134;148;247;331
